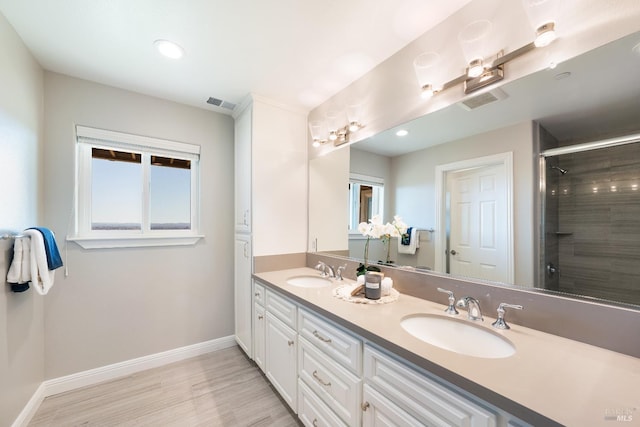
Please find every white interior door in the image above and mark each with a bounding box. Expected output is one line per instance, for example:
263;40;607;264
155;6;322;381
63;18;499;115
448;164;509;283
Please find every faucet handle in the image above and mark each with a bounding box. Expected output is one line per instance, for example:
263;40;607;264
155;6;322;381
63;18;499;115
315;261;328;277
492;303;523;330
437;288;459;315
336;264;347;281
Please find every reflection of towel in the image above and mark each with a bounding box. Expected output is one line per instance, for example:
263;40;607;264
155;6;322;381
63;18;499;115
398;228;419;254
6;228;62;295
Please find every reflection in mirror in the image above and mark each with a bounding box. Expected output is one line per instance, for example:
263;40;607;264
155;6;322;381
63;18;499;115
348;174;384;231
309;31;640;308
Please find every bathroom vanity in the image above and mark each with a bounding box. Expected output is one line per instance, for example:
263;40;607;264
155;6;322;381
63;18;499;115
251;266;639;427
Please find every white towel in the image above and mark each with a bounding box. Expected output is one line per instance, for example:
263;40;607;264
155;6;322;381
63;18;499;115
6;230;56;295
7;236;32;284
398;228;419;254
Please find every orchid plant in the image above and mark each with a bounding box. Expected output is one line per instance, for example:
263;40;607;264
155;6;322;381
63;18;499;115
357;215;408;275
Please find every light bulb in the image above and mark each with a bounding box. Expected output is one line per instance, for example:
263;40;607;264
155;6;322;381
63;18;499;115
329;131;338;141
534;22;556;47
312;140;321;148
467;59;484;78
348;122;360;132
420;84;434;99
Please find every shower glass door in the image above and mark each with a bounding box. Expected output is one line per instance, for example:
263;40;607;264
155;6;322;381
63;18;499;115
541;135;640;305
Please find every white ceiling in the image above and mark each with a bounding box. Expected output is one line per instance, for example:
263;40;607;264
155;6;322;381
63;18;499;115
0;0;472;113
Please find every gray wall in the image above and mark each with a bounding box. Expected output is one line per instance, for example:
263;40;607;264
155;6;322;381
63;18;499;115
42;72;235;379
391;121;535;286
0;12;45;426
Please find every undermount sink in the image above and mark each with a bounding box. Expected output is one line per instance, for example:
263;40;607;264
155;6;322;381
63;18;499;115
400;314;516;359
286;275;332;288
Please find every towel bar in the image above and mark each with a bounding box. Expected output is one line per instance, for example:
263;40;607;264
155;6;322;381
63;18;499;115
0;233;27;240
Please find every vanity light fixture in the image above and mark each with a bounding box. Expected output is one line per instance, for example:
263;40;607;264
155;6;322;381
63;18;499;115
154;39;184;59
415;5;559;98
311;107;365;148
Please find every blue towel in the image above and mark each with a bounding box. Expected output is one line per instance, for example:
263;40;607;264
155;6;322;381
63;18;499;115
401;227;413;245
27;227;63;270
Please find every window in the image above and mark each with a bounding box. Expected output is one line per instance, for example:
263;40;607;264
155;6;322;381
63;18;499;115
70;125;202;249
349;173;384;233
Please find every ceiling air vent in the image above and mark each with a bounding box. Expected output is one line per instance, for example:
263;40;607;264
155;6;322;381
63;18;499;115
458;88;508;111
206;97;236;111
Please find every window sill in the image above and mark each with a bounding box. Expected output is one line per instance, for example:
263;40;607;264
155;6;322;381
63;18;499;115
67;234;204;249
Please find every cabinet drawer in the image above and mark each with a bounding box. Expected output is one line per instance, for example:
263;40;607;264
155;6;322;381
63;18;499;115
364;345;497;427
299;309;362;375
266;289;297;329
253;281;265;306
362;383;424;427
299;337;361;426
298;379;347;427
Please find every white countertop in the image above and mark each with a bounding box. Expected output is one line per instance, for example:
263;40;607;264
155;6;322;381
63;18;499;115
255;267;640;427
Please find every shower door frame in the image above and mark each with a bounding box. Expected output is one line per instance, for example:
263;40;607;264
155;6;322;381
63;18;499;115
538;131;640;290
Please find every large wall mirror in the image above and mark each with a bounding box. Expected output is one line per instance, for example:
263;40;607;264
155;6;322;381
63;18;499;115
309;31;640;308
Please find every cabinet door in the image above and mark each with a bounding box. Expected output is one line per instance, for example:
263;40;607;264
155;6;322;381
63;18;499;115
364;346;497;427
234;235;252;357
266;312;297;412
362;384;424;427
253;302;266;372
234;106;251;233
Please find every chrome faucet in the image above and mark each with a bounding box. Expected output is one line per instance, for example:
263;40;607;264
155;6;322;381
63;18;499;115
336;264;347;281
314;261;335;278
456;296;483;321
324;264;336;278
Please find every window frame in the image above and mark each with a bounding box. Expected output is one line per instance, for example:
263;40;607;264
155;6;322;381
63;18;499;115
348;173;385;237
69;125;203;249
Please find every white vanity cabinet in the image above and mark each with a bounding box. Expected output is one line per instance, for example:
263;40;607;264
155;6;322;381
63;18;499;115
254;278;531;427
253;281;266;372
265;290;298;412
297;309;363;426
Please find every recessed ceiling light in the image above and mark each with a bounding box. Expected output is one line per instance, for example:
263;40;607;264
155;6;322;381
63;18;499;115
154;39;184;59
396;129;409;137
554;71;571;80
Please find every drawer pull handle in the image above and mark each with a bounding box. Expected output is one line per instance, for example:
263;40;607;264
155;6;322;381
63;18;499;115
258;315;263;320
312;330;332;343
361;401;370;411
312;370;331;387
254;292;260;297
312;419;318;427
287;340;295;346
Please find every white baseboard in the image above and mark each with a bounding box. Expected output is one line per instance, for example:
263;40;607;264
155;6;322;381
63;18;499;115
12;335;236;427
11;382;46;427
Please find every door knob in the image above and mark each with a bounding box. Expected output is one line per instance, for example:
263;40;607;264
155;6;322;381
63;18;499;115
450;250;457;255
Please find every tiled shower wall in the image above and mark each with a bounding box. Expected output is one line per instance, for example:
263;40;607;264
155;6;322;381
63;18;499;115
548;142;640;305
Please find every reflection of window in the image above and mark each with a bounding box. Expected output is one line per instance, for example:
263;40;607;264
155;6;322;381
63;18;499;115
73;126;201;248
349;173;384;232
